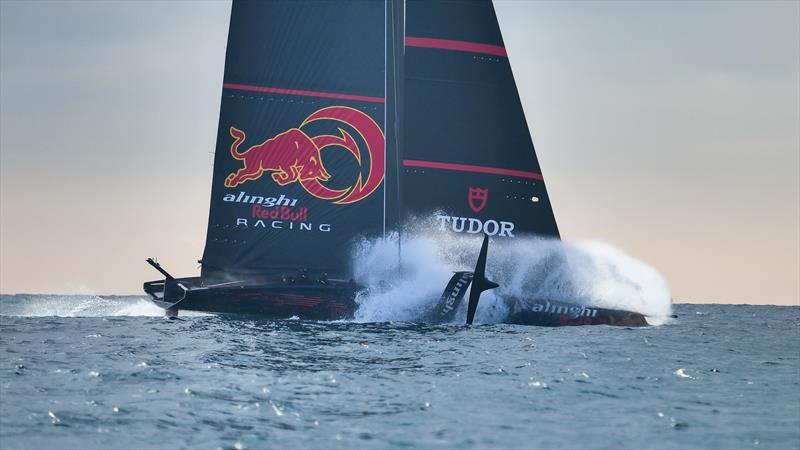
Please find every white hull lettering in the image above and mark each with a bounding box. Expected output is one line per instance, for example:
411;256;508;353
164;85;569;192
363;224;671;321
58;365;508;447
532;302;597;318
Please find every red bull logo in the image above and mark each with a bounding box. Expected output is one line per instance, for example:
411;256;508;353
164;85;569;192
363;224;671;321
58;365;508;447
224;106;384;205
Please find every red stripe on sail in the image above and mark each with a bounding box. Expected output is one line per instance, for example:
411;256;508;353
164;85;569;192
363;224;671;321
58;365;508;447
404;37;507;57
403;159;543;180
223;83;385;104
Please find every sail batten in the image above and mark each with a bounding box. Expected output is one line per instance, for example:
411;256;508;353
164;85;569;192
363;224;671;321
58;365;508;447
405;37;507;57
403;160;544;180
223;83;386;104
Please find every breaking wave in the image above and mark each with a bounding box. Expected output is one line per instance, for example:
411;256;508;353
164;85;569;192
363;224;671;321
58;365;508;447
0;294;205;317
352;230;673;325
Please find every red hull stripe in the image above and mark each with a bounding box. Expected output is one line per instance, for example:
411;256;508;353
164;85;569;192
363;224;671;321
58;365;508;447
223;83;385;104
405;37;507;57
403;159;543;180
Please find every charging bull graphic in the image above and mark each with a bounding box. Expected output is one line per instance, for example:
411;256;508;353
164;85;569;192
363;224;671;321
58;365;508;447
225;128;331;187
224;106;384;205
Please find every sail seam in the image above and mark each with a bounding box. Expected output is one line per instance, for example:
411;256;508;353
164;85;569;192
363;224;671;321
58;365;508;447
403;160;543;180
223;83;385;104
405;75;507;88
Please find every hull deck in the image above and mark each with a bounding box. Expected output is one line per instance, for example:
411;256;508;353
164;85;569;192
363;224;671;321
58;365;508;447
144;277;358;320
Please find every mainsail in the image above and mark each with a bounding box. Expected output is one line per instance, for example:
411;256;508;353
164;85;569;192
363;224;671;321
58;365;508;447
401;0;559;239
201;0;398;281
200;0;557;283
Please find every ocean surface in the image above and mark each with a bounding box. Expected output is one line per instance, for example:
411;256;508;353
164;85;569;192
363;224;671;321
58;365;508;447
1;295;798;450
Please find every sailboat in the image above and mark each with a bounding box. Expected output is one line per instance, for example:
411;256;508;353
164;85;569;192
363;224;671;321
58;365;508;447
144;0;648;327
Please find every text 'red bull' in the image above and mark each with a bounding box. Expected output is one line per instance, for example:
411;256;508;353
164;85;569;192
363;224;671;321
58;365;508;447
251;205;308;222
225;106;384;204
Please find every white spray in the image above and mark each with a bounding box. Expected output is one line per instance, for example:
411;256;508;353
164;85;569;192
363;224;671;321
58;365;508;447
351;229;672;325
0;294;207;317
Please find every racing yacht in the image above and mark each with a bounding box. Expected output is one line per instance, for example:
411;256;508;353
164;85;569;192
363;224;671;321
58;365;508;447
144;0;649;327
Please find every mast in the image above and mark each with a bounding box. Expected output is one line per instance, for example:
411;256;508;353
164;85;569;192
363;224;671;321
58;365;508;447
384;0;404;236
384;0;406;269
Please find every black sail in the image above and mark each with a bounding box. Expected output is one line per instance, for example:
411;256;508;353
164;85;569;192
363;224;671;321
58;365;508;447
402;0;559;239
201;0;394;281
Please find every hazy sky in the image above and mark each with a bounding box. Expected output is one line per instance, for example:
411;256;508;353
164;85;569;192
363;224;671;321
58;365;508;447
1;0;798;305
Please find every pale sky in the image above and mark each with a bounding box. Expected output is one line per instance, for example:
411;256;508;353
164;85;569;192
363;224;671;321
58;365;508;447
0;1;798;305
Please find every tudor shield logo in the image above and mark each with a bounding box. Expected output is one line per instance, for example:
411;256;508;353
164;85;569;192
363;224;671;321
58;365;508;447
225;106;385;205
468;187;488;213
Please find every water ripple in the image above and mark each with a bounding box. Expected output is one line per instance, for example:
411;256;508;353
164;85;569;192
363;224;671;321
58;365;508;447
0;303;798;449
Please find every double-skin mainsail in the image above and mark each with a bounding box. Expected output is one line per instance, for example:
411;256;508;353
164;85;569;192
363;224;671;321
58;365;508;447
200;0;557;286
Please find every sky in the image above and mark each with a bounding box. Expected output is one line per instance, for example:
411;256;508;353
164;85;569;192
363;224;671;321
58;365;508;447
0;0;798;305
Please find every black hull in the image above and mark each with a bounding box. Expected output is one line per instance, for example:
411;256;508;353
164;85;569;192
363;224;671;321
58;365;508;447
506;305;648;327
144;278;647;326
144;277;357;320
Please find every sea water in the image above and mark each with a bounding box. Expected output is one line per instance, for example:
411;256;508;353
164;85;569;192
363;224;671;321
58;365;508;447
1;296;798;450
